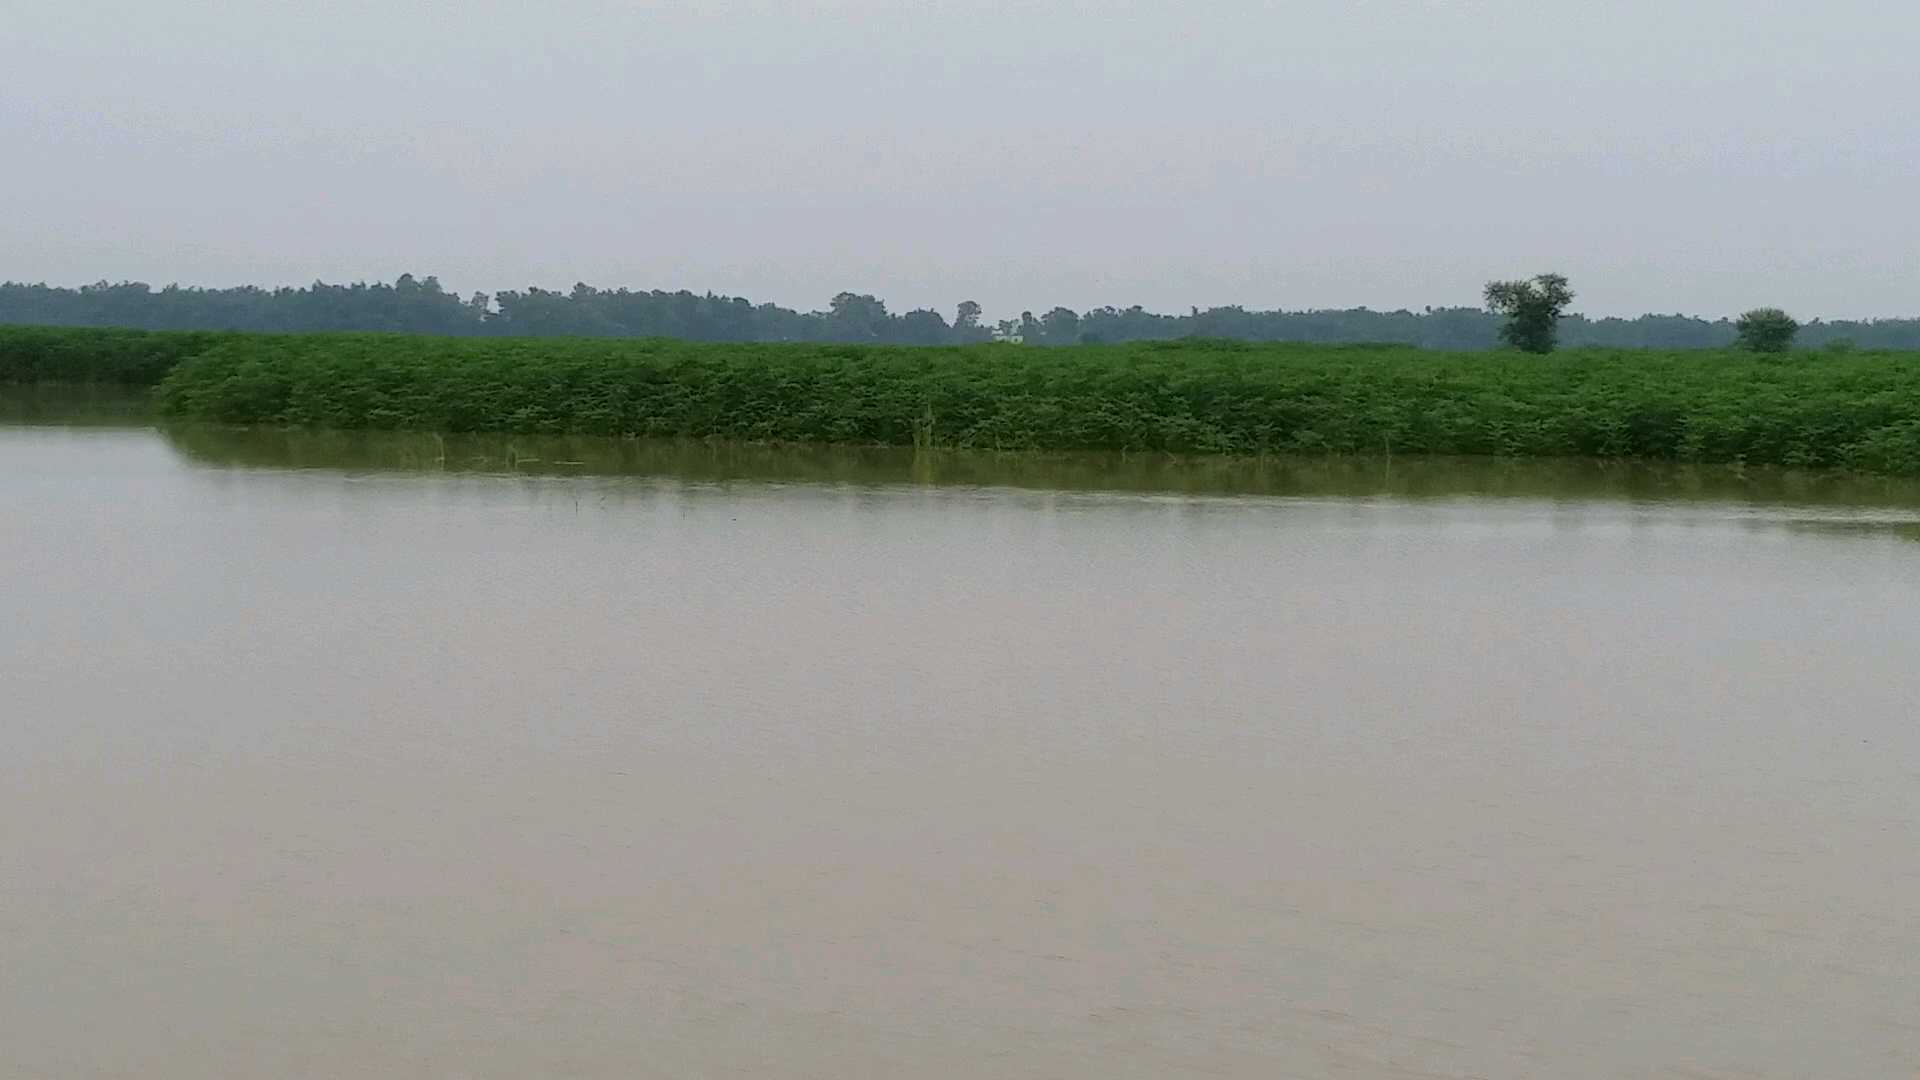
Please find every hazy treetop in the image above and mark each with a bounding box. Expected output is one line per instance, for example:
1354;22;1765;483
4;0;1914;319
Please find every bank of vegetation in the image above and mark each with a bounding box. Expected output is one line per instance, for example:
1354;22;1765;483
145;332;1920;473
10;326;1920;473
0;325;234;385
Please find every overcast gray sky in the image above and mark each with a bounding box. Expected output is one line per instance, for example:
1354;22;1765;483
3;0;1915;319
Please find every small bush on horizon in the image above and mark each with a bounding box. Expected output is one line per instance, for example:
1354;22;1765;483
1736;308;1800;353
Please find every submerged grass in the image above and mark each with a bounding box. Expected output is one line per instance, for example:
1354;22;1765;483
11;325;1920;473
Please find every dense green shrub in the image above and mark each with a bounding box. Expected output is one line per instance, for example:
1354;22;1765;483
131;331;1920;473
0;325;233;385
11;325;1920;473
1736;308;1800;353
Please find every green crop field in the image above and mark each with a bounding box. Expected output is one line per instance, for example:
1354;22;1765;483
0;325;237;386
8;325;1920;473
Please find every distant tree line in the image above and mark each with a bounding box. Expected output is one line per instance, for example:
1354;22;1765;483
3;274;1916;350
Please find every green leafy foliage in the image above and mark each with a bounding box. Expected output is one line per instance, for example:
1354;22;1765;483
14;326;1920;473
1484;274;1575;354
1736;308;1800;353
103;330;1920;474
0;325;235;385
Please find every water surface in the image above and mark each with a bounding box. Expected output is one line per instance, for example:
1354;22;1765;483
4;412;1919;1078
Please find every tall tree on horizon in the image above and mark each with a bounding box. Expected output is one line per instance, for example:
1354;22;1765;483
1484;273;1575;354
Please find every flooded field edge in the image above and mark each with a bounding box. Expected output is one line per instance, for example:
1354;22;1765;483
11;385;1920;511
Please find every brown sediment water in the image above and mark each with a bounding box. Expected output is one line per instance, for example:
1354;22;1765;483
4;413;1918;1078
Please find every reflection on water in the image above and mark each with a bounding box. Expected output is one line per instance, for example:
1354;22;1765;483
162;420;1920;543
0;383;158;425
11;388;1920;507
158;422;1920;511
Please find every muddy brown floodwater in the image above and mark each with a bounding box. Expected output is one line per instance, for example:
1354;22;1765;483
4;411;1919;1078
